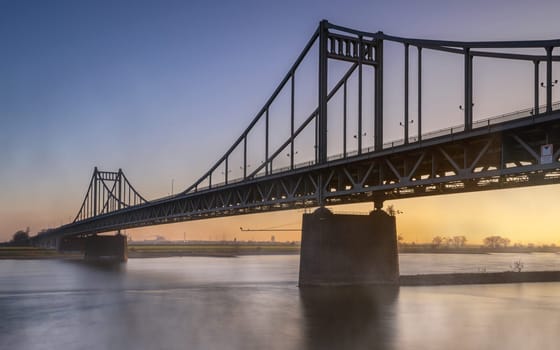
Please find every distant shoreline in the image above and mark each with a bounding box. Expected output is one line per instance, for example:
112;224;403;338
1;245;559;260
0;244;301;260
398;246;560;254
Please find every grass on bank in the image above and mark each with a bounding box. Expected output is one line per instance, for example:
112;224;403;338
0;246;74;259
0;243;301;259
128;243;301;255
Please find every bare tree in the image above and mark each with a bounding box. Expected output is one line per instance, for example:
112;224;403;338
501;237;511;248
483;236;499;248
483;235;511;249
511;259;524;272
432;236;443;248
452;236;467;248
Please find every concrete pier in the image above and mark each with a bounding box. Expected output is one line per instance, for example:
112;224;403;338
84;234;128;262
57;236;85;253
298;207;399;286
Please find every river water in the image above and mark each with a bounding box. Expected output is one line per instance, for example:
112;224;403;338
1;253;559;350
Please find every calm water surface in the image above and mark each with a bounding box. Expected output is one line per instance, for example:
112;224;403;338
1;253;559;350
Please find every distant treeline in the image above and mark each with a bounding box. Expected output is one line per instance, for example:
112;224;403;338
398;234;558;252
1;229;31;247
399;244;559;254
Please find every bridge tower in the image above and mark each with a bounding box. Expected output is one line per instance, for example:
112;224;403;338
57;167;146;262
300;21;398;286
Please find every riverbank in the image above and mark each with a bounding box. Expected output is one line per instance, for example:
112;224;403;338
0;244;301;259
0;246;82;259
127;243;300;258
2;244;559;259
400;270;560;286
399;246;560;254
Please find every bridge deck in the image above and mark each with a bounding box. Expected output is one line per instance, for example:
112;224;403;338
37;108;560;239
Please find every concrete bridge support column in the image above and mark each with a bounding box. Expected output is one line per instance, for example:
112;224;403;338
57;236;86;253
298;207;399;286
84;234;128;262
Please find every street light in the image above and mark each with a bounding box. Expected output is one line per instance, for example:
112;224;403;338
541;79;558;88
459;103;474;110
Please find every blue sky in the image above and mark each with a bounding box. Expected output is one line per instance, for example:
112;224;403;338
2;0;560;241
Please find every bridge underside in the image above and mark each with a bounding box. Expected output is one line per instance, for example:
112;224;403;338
39;111;560;239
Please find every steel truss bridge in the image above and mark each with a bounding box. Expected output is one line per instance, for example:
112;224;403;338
36;21;560;242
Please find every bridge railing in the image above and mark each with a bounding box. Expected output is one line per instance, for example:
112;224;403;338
381;101;560;149
186;99;560;192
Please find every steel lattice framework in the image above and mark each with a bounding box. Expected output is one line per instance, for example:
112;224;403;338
35;21;560;242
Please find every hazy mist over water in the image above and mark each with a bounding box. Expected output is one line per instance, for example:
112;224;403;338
1;254;559;350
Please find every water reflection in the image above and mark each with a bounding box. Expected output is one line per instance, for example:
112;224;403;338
69;260;126;271
2;255;560;350
300;286;398;349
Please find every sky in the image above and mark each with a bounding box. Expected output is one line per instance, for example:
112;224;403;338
1;0;560;244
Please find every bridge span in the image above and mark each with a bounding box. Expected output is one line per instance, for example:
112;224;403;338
34;21;560;284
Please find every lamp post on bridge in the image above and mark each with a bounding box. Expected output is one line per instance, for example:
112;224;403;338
540;80;558;88
459;103;474;110
353;133;367;152
399;120;413;144
287;151;298;169
541;79;558;105
540;79;558;114
459;103;474;131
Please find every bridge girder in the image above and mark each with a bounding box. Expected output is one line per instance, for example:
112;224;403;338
37;111;560;239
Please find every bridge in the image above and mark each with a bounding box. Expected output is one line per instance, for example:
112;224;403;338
35;21;560;284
